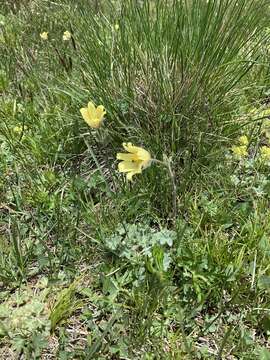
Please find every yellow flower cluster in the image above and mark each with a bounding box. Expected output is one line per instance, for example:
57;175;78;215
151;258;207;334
80;101;151;181
231;133;270;162
260;146;270;160
231;145;248;157
238;135;248;146
231;135;249;158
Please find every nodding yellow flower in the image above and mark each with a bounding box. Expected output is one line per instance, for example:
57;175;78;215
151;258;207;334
239;135;249;146
260;146;270;160
80;101;106;129
40;31;48;40
63;30;71;41
231;145;248;158
117;143;151;181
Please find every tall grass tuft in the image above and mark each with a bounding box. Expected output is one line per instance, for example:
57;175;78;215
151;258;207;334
66;0;269;157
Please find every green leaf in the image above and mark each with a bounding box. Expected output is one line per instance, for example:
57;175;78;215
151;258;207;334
258;276;270;290
260;348;270;360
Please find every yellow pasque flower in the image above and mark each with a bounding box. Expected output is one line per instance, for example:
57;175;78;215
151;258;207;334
80;102;106;129
239;135;249;146
117;143;151;181
260;146;270;160
40;31;48;40
231;145;248;158
63;30;71;41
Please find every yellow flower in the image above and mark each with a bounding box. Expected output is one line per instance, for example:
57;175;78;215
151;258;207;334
114;24;120;31
80;101;106;129
13;125;27;134
40;31;48;40
63;30;71;41
231;145;248;158
117;143;151;181
239;135;249;146
260;146;270;160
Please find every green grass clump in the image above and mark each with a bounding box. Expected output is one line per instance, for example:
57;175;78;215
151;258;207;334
67;0;269;150
1;0;270;358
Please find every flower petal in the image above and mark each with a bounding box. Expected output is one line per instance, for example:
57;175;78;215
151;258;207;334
90;118;103;128
137;148;151;162
87;102;96;119
96;105;106;119
116;153;137;161
122;143;151;161
80;108;91;123
118;161;141;173
122;142;141;154
80;108;101;128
